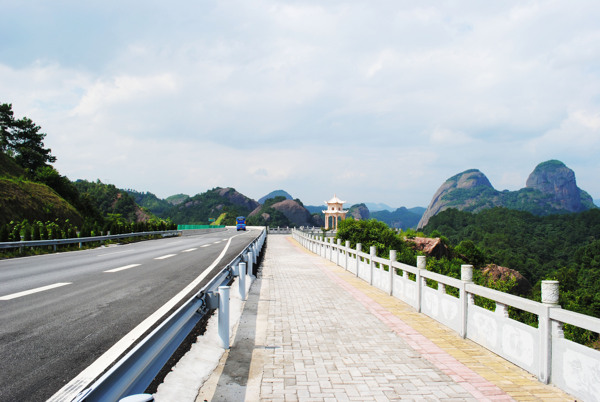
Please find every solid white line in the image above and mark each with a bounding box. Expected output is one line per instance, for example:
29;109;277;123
49;234;244;402
0;282;72;301
155;254;176;260
104;264;141;273
181;248;197;253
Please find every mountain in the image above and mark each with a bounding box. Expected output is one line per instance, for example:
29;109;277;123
364;202;394;212
305;205;325;214
165;187;259;225
371;207;423;230
165;194;189;205
418;160;596;228
248;196;320;227
258;190;293;204
408;207;426;216
348;203;370;220
126;189;174;216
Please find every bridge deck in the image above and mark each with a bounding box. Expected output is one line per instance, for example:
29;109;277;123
195;235;573;401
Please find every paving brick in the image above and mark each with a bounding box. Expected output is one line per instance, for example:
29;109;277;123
196;235;576;402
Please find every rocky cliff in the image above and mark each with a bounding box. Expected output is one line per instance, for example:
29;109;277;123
418;160;595;228
418;169;500;228
525;160;594;212
249;198;319;227
348;203;370;220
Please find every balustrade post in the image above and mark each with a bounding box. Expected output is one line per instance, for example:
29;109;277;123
416;256;426;312
389;250;396;296
459;264;473;338
369;246;376;286
356;243;362;278
345;240;350;270
336;239;341;266
539;280;560;384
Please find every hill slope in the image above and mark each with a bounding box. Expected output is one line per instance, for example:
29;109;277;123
165;187;260;225
371;207;422;230
0;152;83;226
249;196;319;227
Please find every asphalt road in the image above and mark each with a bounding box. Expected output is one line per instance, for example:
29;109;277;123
0;228;260;402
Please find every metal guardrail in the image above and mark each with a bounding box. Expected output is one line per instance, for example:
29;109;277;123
72;228;266;402
0;230;181;251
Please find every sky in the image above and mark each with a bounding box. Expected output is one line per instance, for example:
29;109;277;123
2;1;600;208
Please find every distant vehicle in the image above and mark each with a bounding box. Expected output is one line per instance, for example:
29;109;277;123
236;216;247;231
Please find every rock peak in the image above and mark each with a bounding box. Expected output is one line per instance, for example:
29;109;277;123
526;160;587;212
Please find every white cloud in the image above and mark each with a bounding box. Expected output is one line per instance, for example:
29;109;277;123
2;0;600;206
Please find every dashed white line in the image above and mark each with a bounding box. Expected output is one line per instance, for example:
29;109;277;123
104;264;141;273
201;245;210;248
181;248;197;253
155;254;176;260
0;282;72;301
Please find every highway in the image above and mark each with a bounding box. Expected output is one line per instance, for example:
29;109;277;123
0;228;260;402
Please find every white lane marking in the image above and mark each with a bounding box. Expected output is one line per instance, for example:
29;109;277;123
155;254;176;260
104;264;141;273
181;248;197;253
201;244;210;248
213;241;222;244
0;282;72;301
49;233;245;402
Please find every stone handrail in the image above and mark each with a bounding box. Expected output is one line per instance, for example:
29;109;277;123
292;229;600;402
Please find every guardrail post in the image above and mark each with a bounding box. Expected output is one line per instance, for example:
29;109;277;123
389;250;396;296
416;256;426;312
369;246;376;286
539;280;559;384
218;286;231;349
460;264;473;338
247;252;254;277
239;262;247;301
356;243;362;277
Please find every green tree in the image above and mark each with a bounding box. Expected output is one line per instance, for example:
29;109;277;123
0;104;56;173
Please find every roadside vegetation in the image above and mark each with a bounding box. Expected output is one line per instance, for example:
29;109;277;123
335;216;599;348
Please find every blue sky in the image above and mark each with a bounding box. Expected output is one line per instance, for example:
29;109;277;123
2;1;600;208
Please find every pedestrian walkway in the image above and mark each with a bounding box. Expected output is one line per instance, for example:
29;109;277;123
196;235;574;401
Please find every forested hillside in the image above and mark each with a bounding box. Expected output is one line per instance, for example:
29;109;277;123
370;207;422;229
126;189;174;216
423;207;600;340
164;187;259;225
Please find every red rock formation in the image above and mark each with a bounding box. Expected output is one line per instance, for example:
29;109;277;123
481;264;532;295
405;237;450;259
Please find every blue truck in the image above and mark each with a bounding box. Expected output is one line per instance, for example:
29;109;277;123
236;216;246;231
